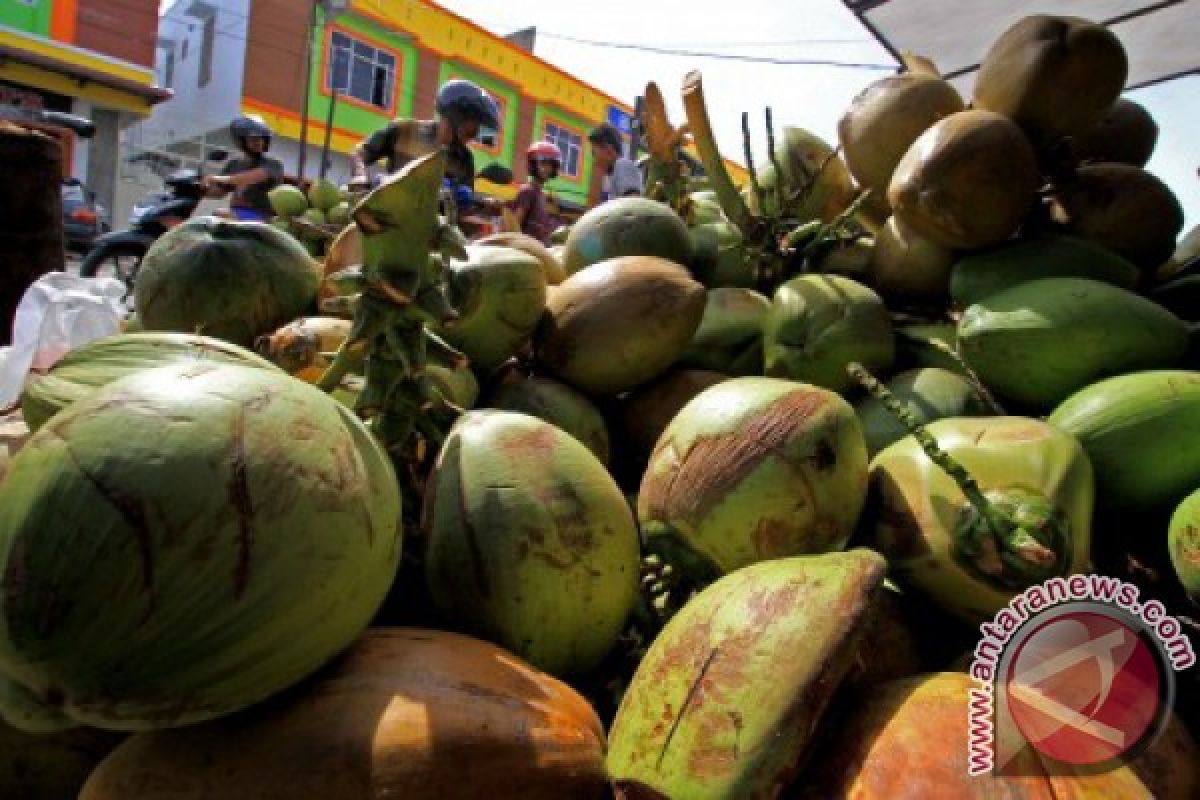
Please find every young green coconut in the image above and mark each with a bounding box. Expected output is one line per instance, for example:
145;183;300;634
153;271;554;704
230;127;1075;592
680;70;873;291
638;377;869;588
850;363;1093;625
607;549;887;800
677;287;770;376
1169;488;1200;602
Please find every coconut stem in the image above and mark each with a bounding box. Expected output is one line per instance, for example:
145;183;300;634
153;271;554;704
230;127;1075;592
742;112;767;216
315;154;463;470
780;188;872;260
848;362;1069;588
847;362;1009;535
922;337;1006;415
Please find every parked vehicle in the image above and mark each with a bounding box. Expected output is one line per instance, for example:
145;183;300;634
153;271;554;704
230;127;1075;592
79;150;228;291
61;178;110;253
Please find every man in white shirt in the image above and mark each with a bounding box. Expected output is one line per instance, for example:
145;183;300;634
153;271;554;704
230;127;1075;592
589;123;643;204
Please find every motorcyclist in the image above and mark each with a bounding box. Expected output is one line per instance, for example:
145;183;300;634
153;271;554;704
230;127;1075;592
350;79;501;200
508;141;563;244
204;115;284;222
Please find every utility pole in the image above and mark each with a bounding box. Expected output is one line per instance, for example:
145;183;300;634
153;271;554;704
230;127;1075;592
296;1;319;182
298;0;348;182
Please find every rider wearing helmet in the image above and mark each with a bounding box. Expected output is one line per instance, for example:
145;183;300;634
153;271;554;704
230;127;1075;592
351;79;500;193
205;115;284;222
508;140;563;244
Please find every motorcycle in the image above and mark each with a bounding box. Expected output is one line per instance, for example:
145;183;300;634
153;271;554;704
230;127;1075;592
441;162;513;239
79;149;229;292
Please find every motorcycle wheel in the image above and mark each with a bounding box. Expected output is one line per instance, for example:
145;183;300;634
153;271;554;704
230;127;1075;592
79;242;145;302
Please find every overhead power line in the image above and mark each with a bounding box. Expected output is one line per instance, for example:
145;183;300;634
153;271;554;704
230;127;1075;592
536;32;896;70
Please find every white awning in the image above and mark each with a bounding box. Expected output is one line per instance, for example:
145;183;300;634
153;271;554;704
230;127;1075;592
843;0;1198;93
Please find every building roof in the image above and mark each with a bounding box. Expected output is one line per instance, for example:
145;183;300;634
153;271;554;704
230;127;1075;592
845;0;1197;94
0;27;171;113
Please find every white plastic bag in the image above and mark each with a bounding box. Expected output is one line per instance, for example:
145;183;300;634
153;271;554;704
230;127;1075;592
0;272;126;410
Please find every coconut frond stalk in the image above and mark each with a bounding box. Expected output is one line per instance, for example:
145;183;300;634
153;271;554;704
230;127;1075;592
316;152;469;470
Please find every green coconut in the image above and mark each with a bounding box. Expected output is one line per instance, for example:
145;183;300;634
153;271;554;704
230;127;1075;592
763;274;894;394
267;185;309;218
866;416;1093;624
949;234;1140;309
423;411;640;676
688;221;754;288
562;197;692;274
869;215;956;305
1048;371;1200;514
639;377;869;581
1169;489;1200;600
535;256;706;395
0;363;400;733
486;375;610;464
838;73;966;211
297;209;328;243
20;333;280;432
607;549;887;799
133;217;320;347
437;245;547;373
326;201;352;227
476;232;568;285
744;126;857;224
855;367;992;456
307;178;342;213
972;15;1128;148
959;277;1188;409
888;110;1039;251
678;288;769;376
687;189;727;226
1050;163;1185;271
893;322;962;375
426;364;479;410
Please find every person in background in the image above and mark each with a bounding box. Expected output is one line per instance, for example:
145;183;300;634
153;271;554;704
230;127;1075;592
350;79;499;195
204;115;283;222
589;122;643;204
509;141;562;244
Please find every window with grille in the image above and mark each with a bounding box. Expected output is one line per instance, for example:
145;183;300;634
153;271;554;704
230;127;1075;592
543;121;582;178
327;31;397;111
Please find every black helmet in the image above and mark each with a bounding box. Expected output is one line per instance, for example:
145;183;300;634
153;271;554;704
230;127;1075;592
588;123;623;152
230;115;272;151
436;80;500;130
